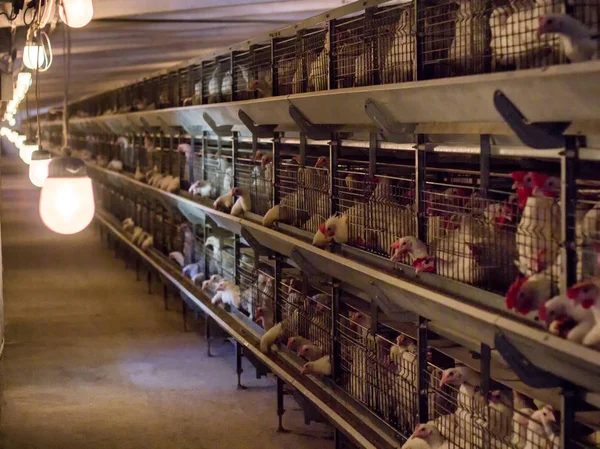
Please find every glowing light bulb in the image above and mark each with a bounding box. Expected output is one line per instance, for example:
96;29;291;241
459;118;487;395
1;127;8;136
29;151;52;187
19;143;38;164
8;118;15;126
23;44;46;70
39;157;95;235
60;0;94;28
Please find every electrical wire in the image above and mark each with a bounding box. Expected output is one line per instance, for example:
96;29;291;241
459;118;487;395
0;3;19;22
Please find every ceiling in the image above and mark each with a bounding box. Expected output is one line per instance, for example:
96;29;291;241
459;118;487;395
2;0;349;115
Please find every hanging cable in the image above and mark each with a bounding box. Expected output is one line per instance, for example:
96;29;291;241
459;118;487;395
62;22;70;150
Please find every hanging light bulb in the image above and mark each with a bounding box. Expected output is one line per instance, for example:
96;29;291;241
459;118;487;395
8;117;16;126
60;0;94;28
23;42;46;70
15;135;26;149
39;156;95;235
29;150;52;187
19;141;39;164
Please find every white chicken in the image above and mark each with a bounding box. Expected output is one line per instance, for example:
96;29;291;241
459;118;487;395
207;65;222;104
512;407;536;449
567;280;600;347
307;30;329;92
189;180;215;198
169;251;185;267
515;172;561;277
221;70;233;98
122;217;135;231
538;291;594;342
140;234;154;251
134;165;145;182
297;344;323;362
505;271;553;317
260;321;283;353
107;159;123;172
538;13;598;62
301;355;331;377
230;187;251;217
402;423;446;449
213;190;234;212
524;407;558;449
382;7;414;84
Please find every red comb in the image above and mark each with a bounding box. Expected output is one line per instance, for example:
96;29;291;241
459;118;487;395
530;172;549;188
391;240;400;249
510;171;527;183
517;187;532;210
567;281;595;300
318;223;326;234
412;257;425;267
506;276;528;310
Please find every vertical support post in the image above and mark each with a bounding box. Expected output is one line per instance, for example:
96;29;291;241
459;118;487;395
480;134;491;197
328;19;336;91
417;316;429;423
169;133;175;176
202;131;208;182
329;135;339;217
276;376;286;432
190;134;197;184
480;342;492;447
159;131;166;173
205;314;212;355
236;341;245;389
271;37;279;97
299;133;307;166
274;254;283;324
273;133;281;207
365;7;378;86
414;0;425;81
182;300;188;332
368;132;378;178
163;283;169;310
331;279;341;381
560;387;576;449
232;131;239;187
415;134;427;243
561;137;579;292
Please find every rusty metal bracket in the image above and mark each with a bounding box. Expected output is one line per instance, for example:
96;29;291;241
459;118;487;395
238;110;276;138
364;98;416;142
288;104;337;141
493;90;569;150
202;112;233;137
494;331;563;389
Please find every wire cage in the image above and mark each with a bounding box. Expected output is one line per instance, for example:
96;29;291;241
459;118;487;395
333;145;415;259
202;55;233;104
232;49;253;101
416;157;562;296
375;2;416;85
333;12;375;89
203;229;236;282
489;0;565;73
234;138;273;216
237;249;275;320
277;270;332;360
245;43;273;99
274;145;330;232
203;133;233;199
178;66;193;107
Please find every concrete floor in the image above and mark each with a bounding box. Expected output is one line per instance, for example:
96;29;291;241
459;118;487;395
0;156;333;449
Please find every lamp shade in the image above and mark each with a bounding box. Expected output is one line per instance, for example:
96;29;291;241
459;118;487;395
29;150;52;187
23;44;46;70
19;143;39;164
60;0;94;28
39;157;95;235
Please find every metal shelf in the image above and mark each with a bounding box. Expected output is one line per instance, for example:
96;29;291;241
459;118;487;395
41;61;600;149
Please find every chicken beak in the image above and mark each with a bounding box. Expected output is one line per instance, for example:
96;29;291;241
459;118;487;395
439;374;449;388
301;364;310;375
